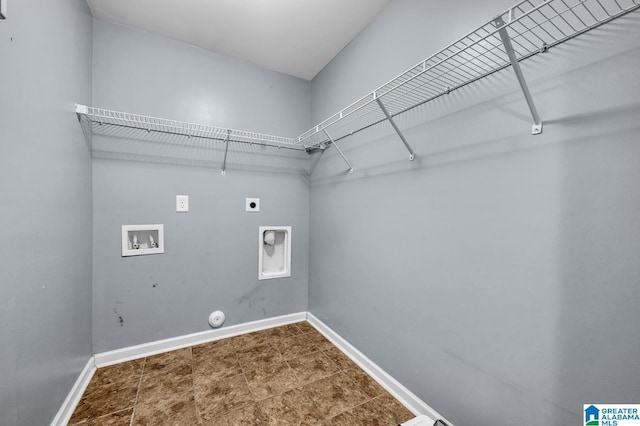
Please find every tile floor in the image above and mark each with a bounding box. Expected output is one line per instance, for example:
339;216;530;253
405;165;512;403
69;321;415;425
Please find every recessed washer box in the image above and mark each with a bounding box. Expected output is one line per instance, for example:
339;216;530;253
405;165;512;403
122;224;164;257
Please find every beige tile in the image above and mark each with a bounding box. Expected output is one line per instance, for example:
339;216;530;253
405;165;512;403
229;330;271;350
258;388;325;425
193;350;242;382
137;364;193;405
287;351;340;385
270;334;319;360
84;408;133;426
300;371;369;418
329;394;414;426
264;324;304;339
70;329;414;426
69;379;138;424
132;390;199;426
91;359;145;387
321;347;358;371
237;342;286;372
376;394;415;424
245;362;300;400
294;321;316;334
194;372;255;421
192;337;235;359
143;348;191;377
303;331;335;352
342;367;385;399
201;403;268;425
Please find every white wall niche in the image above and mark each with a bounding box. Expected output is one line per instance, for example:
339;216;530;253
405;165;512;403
122;224;164;257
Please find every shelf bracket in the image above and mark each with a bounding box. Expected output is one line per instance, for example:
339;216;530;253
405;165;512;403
375;98;415;160
221;129;231;176
494;11;543;135
322;129;354;173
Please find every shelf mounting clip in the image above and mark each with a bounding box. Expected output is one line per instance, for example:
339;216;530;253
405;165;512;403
221;129;231;175
322;129;354;173
375;98;415;160
494;10;543;135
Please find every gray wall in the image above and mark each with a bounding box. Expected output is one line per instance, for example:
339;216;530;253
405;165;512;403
0;1;93;425
2;2;638;424
309;1;640;425
92;20;311;353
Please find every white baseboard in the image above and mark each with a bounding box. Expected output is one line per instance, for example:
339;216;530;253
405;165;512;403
306;312;452;426
94;312;307;367
50;356;96;426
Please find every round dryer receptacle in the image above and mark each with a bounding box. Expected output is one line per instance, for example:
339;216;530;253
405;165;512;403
208;311;226;328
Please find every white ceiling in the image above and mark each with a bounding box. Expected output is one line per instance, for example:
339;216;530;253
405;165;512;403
86;0;391;81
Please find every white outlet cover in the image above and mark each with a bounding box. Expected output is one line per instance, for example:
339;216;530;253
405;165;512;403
176;195;189;212
0;0;6;19
246;198;260;212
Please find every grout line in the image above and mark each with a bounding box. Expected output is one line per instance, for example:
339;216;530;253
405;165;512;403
284;361;301;392
129;358;147;426
189;347;201;423
242;327;312;404
329;393;383;423
297;370;350;423
307;313;442;420
81;407;134;426
237;332;259;402
242;368;258;402
326;371;379;422
319;348;347;371
289;375;328;424
284;358;301;385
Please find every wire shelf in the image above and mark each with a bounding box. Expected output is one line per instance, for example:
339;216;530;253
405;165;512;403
76;105;305;152
298;0;639;149
77;0;638;164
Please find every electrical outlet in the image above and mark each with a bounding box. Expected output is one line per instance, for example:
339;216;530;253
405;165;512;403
176;195;189;212
246;198;260;212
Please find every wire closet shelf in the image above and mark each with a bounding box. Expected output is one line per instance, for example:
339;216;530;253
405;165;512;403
297;0;639;150
75;105;304;151
76;0;639;163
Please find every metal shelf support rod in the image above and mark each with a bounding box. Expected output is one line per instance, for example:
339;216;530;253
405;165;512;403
494;11;543;135
221;129;231;175
322;129;354;173
375;98;416;161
